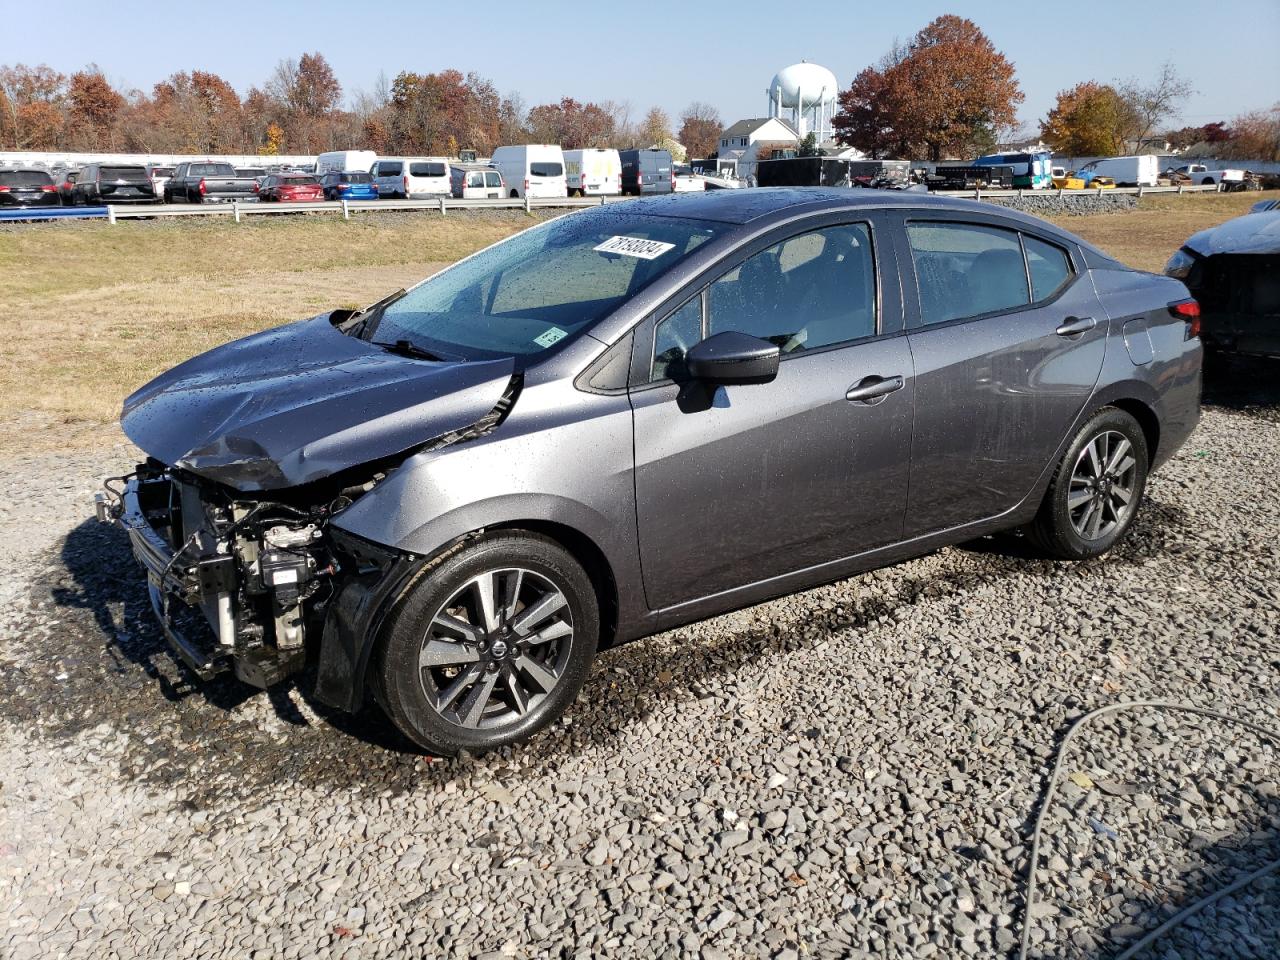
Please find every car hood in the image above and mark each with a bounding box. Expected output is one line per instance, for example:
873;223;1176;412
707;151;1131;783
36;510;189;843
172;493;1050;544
1185;209;1280;257
121;314;515;491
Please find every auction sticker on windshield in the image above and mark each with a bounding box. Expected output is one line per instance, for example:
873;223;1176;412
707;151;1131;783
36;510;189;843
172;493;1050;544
534;326;568;348
594;236;677;260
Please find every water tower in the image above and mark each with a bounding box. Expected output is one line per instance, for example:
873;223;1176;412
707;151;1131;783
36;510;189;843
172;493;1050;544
767;62;839;143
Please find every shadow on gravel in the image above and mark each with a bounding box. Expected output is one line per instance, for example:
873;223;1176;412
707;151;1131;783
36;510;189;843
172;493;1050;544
1202;354;1280;423
0;492;1199;812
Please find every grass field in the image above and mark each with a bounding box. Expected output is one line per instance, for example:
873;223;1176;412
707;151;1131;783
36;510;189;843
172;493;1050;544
0;192;1263;452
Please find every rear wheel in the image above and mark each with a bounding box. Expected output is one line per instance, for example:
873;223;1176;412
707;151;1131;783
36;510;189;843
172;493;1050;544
377;533;599;756
1026;407;1148;560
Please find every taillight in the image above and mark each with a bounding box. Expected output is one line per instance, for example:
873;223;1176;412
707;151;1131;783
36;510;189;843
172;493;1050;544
41;184;57;192
524;178;529;193
198;178;206;195
403;175;409;192
0;186;10;192
1170;299;1200;340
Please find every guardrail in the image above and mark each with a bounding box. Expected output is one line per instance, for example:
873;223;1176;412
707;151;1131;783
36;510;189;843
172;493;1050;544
0;183;1228;224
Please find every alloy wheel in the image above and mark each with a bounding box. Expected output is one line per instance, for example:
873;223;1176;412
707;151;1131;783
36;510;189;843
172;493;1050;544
1067;430;1138;541
417;568;574;730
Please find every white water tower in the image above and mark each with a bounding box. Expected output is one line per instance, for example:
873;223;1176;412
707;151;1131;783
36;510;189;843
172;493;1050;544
767;61;839;143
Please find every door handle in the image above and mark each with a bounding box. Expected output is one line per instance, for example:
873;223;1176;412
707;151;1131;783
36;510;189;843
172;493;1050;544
1055;315;1097;337
845;375;905;404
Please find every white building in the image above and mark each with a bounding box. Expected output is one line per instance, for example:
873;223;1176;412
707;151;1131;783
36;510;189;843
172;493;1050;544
715;117;799;178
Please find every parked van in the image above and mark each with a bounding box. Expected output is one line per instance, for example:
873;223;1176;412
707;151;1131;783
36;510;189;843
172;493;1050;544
973;151;1053;190
372;158;451;199
619;149;674;195
1076;155;1159;187
315;150;377;176
563;148;621;196
489;145;568;199
450;164;505;199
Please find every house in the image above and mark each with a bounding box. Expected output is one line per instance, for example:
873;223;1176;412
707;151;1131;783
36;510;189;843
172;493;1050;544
716;117;799;177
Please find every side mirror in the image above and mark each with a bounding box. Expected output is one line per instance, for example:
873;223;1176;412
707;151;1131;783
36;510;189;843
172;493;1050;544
685;331;780;385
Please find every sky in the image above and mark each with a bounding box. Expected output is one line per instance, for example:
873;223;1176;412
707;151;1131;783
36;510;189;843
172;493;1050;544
5;0;1277;134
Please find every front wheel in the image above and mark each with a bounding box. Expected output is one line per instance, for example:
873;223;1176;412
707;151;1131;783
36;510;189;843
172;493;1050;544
376;533;599;756
1027;407;1149;560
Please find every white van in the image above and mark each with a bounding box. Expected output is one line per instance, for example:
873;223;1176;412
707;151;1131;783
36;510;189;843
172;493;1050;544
315;150;377;176
1076;155;1159;187
489;145;568;199
563;148;621;196
371;158;451;199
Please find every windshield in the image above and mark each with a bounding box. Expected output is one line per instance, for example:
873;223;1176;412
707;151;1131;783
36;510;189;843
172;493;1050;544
367;210;727;362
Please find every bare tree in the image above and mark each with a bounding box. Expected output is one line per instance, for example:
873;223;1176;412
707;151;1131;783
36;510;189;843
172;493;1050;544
1117;62;1193;144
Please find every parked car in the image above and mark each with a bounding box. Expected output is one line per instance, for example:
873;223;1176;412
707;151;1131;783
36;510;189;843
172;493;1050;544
1166;201;1280;357
1076;156;1159;188
619;149;674;195
73;163;159;205
147;165;175;200
563;148;622;196
257;173;324;202
672;164;705;193
236;167;267;181
1166;164;1246;190
320;170;377;201
105;188;1202;756
55;169;79;205
490;145;568;199
0;168;62;208
450;165;505;199
316;151;377;176
371;158;452;199
973;151;1054;189
165;162;259;204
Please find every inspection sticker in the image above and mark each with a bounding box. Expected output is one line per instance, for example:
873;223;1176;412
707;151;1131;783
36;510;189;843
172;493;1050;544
534;326;568;348
594;235;676;260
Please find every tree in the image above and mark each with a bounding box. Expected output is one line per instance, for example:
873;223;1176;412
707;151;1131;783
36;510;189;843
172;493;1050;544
1040;81;1128;156
266;52;342;152
678;102;721;160
0;63;67;149
640;106;671;147
150;70;243;152
831;16;1022;161
1220;104;1280;162
798;131;819;157
526;97;614;148
498;92;527;145
67;69;125;149
1116;62;1191;146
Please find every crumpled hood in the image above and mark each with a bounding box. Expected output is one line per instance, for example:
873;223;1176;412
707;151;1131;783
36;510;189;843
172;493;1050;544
121;314;515;491
1185;209;1280;257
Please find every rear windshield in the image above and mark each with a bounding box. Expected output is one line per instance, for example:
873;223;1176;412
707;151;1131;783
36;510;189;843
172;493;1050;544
366;210;729;362
100;166;149;181
529;162;563;178
282;175;318;184
188;162;235;177
236;168;265;177
342;172;372;183
0;170;54;186
377;162;403;176
410;162;447;177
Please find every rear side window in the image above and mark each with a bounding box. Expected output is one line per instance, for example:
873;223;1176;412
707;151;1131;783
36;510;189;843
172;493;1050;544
1024;235;1073;301
0;170;53;186
907;223;1029;325
530;162;563;177
411;162;446;177
378;162;403;176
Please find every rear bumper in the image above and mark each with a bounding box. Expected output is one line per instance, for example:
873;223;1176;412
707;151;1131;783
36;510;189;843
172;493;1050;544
0;195;61;207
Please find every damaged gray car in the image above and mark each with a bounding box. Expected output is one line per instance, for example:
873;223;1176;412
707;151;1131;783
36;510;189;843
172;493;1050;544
101;189;1202;755
1165;199;1280;358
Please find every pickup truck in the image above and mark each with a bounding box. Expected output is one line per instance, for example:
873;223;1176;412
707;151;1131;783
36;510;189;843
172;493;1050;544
163;161;260;204
1167;164;1246;189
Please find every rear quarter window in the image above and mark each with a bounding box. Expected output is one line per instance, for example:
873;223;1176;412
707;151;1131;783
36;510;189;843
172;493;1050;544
1023;235;1074;301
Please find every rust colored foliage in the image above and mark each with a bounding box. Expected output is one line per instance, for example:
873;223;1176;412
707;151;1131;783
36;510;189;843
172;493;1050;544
1040;81;1129;156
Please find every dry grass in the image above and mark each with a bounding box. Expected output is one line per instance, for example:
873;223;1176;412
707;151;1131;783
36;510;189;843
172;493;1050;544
0;193;1266;454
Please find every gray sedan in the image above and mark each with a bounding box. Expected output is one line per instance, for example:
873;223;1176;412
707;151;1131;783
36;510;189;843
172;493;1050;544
106;189;1203;755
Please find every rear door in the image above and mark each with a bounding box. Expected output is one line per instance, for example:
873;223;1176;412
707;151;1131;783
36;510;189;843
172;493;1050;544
630;216;914;610
897;215;1107;537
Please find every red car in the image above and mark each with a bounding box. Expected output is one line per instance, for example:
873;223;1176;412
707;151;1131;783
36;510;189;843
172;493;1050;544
256;174;324;202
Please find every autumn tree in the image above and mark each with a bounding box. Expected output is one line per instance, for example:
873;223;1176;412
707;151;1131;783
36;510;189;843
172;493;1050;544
498;92;528;145
150;70;243;152
526;97;615;148
1220;104;1280;162
640;106;671;147
0;63;67;149
678;102;721;160
1040;82;1128;156
67;68;125;149
832;16;1022;160
266;52;342;152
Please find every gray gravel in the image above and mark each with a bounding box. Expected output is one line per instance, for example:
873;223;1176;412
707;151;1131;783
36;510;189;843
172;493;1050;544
1;388;1278;959
984;193;1140;216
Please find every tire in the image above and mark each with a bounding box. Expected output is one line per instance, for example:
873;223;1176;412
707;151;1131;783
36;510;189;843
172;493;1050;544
1026;407;1149;560
376;532;599;756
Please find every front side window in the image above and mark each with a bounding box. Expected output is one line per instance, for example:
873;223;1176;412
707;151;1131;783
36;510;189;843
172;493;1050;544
1024;235;1073;301
367;210;727;362
907;222;1029;325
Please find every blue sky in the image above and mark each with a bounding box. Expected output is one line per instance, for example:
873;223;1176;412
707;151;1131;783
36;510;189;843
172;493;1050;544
6;0;1277;132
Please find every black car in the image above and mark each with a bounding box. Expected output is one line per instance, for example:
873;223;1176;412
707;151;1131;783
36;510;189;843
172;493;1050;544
72;163;159;205
0;168;62;208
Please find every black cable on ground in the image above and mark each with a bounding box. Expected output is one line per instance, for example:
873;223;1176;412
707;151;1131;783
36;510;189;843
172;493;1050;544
1018;700;1280;960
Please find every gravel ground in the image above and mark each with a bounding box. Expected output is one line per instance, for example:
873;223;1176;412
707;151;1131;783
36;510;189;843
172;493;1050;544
985;194;1139;216
1;367;1278;960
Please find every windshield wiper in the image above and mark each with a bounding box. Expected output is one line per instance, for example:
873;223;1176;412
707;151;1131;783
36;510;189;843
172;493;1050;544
339;288;408;340
373;339;448;362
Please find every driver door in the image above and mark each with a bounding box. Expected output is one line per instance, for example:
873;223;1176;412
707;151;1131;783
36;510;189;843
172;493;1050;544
629;219;915;611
